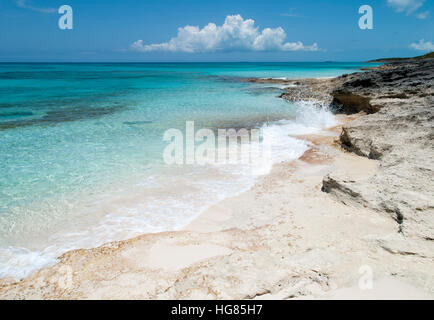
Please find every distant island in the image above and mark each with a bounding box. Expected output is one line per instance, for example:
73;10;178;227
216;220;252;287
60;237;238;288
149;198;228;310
368;51;434;63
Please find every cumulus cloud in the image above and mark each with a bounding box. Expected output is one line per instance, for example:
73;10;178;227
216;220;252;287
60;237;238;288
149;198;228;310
410;39;434;51
131;15;320;53
15;0;56;13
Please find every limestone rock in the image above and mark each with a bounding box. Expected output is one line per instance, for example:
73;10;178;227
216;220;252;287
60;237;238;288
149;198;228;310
326;59;434;248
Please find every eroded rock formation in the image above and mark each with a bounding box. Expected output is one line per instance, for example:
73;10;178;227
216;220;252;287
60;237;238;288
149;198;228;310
325;60;434;253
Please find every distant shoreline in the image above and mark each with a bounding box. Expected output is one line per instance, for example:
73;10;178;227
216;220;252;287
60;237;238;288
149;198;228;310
367;51;434;63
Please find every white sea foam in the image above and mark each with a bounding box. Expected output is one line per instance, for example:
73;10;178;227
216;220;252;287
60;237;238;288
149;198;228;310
260;77;289;80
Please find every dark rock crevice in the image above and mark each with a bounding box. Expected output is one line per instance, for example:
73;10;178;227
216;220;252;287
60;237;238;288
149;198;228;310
331;91;377;114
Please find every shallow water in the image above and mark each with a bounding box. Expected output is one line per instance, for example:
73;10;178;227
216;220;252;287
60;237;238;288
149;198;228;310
0;62;373;278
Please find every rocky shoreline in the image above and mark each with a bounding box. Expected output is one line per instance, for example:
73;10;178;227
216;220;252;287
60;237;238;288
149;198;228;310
327;59;434;254
344;61;431;254
253;59;434;259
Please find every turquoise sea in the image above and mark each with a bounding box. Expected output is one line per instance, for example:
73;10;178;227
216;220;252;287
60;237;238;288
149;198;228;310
0;62;375;278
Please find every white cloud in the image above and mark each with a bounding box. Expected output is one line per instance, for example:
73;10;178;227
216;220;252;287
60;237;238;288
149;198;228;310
409;39;434;51
387;0;425;14
416;11;430;19
15;0;56;14
131;15;320;53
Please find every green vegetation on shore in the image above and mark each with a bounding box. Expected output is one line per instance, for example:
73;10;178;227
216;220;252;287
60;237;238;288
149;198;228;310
368;52;434;63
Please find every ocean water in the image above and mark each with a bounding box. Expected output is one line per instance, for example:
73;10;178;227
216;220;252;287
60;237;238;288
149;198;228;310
0;62;373;279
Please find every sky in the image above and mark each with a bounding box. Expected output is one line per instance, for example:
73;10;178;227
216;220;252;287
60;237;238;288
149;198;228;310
0;0;433;62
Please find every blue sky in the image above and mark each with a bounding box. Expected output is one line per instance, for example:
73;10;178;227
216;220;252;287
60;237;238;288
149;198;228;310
0;0;433;61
